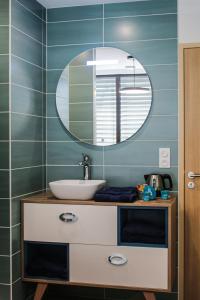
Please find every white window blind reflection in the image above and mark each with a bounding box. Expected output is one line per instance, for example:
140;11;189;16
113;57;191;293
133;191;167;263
95;75;151;146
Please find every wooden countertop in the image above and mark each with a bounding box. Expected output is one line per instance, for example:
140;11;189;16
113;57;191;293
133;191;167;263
22;192;176;207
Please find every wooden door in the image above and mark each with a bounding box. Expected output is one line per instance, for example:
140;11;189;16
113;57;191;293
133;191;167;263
183;46;200;300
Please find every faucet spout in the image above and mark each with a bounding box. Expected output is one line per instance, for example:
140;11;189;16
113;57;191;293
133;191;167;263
79;153;91;180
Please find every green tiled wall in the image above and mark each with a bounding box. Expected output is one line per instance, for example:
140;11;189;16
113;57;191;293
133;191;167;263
0;0;10;298
11;0;46;297
46;1;178;300
0;0;47;299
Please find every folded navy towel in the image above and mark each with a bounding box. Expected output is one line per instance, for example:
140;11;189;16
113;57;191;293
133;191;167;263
95;193;137;202
96;186;137;195
94;186;138;202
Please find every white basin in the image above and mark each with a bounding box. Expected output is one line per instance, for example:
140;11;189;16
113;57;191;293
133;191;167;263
49;180;106;200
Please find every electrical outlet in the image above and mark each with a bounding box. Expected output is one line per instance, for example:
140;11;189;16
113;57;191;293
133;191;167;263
159;148;170;168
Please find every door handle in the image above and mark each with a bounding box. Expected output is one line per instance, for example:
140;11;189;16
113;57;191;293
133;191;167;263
188;172;200;179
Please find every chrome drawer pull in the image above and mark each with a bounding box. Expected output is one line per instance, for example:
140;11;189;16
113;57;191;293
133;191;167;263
59;212;78;223
108;254;128;266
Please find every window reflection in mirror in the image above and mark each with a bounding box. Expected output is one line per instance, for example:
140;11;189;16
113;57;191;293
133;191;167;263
56;47;152;146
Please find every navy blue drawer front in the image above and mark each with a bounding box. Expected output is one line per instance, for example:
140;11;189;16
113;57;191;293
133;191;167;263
24;241;69;281
118;207;168;248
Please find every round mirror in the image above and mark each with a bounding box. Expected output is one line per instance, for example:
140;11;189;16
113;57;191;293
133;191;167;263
56;47;152;146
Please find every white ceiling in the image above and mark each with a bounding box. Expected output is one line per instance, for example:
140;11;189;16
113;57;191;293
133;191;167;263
36;0;145;9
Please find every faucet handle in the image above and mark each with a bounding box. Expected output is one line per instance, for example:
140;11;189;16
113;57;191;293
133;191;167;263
82;153;90;162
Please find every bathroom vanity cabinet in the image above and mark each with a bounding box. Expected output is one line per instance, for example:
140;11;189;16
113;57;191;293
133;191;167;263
21;193;176;300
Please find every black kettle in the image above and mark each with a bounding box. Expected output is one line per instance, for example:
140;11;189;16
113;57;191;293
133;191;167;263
144;174;173;196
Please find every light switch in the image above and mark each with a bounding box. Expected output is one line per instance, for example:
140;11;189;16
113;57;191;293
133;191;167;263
159;148;170;168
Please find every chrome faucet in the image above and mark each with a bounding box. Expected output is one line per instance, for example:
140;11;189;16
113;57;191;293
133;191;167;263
79;153;91;180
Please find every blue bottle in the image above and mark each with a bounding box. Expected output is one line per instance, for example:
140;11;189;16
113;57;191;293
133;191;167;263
143;185;156;201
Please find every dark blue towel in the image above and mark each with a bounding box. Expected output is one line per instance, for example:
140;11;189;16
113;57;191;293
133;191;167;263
94;186;138;202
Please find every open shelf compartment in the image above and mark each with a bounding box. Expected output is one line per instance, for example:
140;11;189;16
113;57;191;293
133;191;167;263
118;206;168;248
24;241;69;281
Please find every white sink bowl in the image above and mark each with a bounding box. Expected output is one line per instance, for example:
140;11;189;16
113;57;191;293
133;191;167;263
49;180;106;200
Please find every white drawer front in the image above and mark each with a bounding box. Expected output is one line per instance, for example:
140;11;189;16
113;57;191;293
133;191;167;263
70;244;168;290
24;203;117;245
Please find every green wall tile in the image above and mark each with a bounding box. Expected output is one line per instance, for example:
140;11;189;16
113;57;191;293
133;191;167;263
12;197;21;226
12;167;43;197
133;116;178;141
12;142;43;168
0;284;10;300
0;0;9;25
43;21;47;45
147;64;178;90
11;0;43;43
0;55;9;82
0;113;9;145
12;28;43;67
151;89;178;115
11;85;43;116
0;142;9;169
104;0;177;18
11;114;43;141
0;256;10;284
0;84;9;111
48;5;103;22
12;252;21;282
0;27;9;54
43;7;47;22
104;39;177;66
16;0;44;19
47;141;103;165
12;224;20;254
43;68;46;93
104;141;178;166
0;198;10;227
12;280;35;300
48;19;103;46
0;228;10;255
104;14;177;42
47;70;62;93
11;56;42;92
46;94;57;117
47;118;77;141
0;171;9;198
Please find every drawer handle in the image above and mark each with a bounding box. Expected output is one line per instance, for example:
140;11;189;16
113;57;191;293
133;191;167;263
59;213;78;223
108;254;128;266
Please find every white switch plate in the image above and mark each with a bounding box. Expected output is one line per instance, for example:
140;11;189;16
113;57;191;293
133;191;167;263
159;148;170;168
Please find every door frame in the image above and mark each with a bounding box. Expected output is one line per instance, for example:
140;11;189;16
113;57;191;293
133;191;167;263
178;43;200;300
